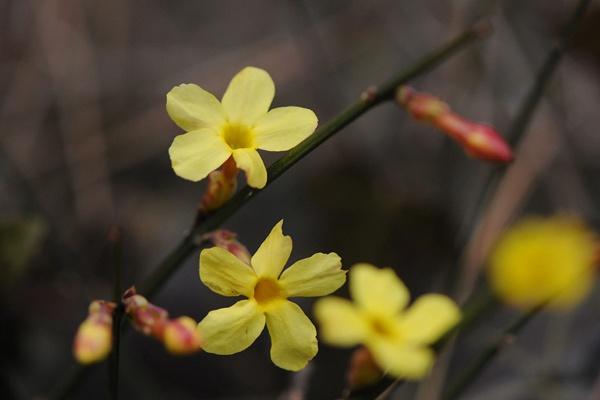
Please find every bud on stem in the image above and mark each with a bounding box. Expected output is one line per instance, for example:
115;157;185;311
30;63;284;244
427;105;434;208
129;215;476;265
396;86;513;163
199;156;239;215
202;229;252;265
73;300;116;364
122;287;202;355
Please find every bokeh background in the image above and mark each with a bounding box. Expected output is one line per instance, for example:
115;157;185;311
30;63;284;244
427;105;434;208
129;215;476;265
2;0;600;399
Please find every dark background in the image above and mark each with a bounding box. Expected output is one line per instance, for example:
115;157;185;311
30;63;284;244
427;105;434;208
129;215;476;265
2;0;600;399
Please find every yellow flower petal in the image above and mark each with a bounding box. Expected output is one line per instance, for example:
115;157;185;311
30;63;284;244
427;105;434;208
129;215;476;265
253;107;318;151
314;297;368;346
265;300;317;371
367;338;434;380
197;300;265;355
251;220;292;278
279;252;346;297
166;83;226;131
199;247;257;297
350;263;410;316
488;216;597;310
399;294;460;345
168;129;231;182
222;67;274;126
232;148;267;189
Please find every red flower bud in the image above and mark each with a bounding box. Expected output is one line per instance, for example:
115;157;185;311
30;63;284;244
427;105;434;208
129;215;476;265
163;316;202;355
397;86;513;164
203;230;251;265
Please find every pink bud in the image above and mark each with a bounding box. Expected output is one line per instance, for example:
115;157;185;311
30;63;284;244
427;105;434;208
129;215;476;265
163;316;202;355
122;287;169;338
397;86;513;164
73;300;116;364
346;346;382;390
203;230;251;265
200;156;238;212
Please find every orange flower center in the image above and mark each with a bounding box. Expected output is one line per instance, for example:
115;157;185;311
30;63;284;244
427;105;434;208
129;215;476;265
253;278;283;305
221;123;254;149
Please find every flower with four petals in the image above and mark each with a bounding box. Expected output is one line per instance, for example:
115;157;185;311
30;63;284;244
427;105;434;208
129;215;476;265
167;67;318;189
197;220;346;370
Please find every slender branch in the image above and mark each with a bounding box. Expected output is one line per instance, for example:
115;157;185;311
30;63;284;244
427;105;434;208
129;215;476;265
47;24;488;399
442;304;543;400
108;227;123;400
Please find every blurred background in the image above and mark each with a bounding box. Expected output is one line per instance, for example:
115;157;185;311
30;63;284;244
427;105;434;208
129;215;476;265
2;0;600;398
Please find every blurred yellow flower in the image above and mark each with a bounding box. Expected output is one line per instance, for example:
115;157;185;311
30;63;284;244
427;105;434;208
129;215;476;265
488;215;597;310
167;67;318;189
197;220;345;371
314;264;460;379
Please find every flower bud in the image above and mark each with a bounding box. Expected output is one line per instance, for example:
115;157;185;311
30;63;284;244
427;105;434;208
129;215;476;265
396;86;513;164
203;230;251;265
122;287;168;338
200;157;238;213
397;86;449;121
346;346;382;390
73;300;116;364
163;316;202;355
435;114;514;163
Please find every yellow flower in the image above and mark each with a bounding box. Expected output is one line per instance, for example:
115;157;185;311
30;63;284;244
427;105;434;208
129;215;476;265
488;215;597;310
314;264;460;379
197;220;346;371
167;67;318;189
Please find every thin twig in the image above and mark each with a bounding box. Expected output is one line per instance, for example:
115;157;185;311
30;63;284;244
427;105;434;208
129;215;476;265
47;23;488;399
442;304;544;400
108;227;123;400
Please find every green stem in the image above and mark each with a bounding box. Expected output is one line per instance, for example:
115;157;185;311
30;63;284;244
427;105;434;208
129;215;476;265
109;228;123;400
47;24;487;399
442;305;543;400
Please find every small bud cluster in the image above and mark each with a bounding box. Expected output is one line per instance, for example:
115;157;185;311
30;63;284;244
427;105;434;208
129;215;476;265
396;86;513;163
202;229;252;264
122;287;202;355
73;300;116;364
72;288;202;365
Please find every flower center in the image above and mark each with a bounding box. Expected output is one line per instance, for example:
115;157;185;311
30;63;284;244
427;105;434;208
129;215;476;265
253;278;283;305
368;315;399;339
221;123;254;150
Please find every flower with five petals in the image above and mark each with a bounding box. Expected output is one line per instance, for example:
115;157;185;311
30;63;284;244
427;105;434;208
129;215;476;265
167;67;318;189
314;263;460;379
197;220;345;370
